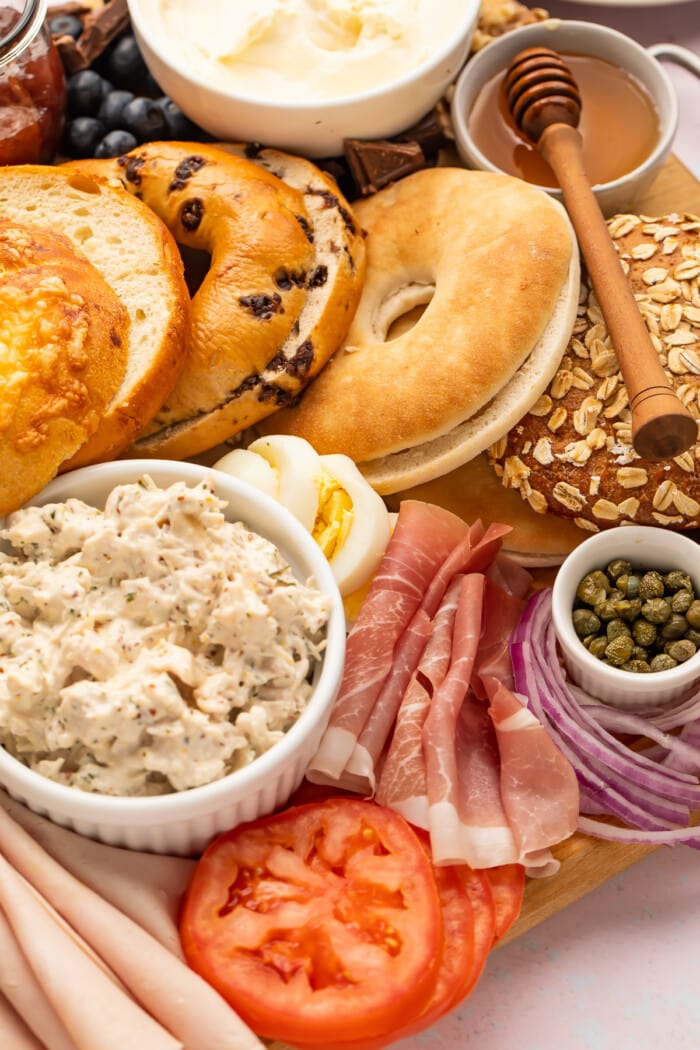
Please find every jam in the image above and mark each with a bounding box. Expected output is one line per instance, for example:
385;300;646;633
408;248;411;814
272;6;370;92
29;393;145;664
467;52;660;188
0;0;66;165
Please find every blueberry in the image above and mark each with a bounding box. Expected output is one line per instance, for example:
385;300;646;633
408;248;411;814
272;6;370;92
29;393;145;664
48;14;83;39
94;130;138;159
66;70;111;117
121;96;169;142
98;90;135;131
156;97;203;140
107;35;150;86
64;116;106;158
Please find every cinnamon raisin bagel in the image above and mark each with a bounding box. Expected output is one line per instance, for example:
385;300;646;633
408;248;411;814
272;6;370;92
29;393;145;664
488;212;700;531
0;220;129;514
70;142;364;459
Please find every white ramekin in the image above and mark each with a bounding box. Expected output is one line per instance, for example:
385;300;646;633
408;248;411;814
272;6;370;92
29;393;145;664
126;0;481;157
551;525;700;711
451;20;680;217
0;460;345;855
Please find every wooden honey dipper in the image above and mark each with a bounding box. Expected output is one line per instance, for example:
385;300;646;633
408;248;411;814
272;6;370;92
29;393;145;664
504;46;697;461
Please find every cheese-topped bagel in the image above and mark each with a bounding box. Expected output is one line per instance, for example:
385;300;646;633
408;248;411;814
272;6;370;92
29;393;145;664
133;143;367;459
263;168;580;494
0;220;129;514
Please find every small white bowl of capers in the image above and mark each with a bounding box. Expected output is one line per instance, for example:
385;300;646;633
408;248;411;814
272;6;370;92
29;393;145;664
551;525;700;710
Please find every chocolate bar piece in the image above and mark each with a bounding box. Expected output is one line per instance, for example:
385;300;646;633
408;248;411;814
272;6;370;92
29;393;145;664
52;0;130;73
344;138;426;197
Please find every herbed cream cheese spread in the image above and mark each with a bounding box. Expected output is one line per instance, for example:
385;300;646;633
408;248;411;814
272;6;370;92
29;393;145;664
0;477;330;796
152;0;466;102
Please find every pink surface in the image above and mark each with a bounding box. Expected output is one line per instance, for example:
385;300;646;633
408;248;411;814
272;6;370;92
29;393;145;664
398;6;700;1047
398;844;699;1049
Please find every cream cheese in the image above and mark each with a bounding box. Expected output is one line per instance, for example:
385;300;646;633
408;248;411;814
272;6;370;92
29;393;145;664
0;477;330;796
153;0;466;102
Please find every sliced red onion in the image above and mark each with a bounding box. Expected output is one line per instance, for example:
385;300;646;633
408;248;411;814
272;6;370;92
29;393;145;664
511;589;700;849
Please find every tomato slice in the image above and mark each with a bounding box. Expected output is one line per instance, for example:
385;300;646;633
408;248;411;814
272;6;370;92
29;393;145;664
293;842;498;1050
179;798;443;1046
484;864;525;942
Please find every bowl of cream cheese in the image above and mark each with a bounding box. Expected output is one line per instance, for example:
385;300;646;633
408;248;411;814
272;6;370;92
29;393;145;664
126;0;481;157
0;459;346;855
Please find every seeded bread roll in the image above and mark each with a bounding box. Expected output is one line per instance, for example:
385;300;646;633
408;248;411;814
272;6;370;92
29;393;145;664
0;221;129;515
489;212;700;531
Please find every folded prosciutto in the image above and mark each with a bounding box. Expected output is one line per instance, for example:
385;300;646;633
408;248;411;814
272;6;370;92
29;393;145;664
310;500;579;875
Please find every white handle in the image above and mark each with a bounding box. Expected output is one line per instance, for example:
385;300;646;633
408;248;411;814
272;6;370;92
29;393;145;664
647;43;700;78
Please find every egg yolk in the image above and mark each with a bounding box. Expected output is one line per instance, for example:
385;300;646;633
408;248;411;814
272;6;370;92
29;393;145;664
312;475;353;560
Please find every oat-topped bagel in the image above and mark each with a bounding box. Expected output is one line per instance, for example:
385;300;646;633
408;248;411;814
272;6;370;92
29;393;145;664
0;220;129;514
133;143;366;459
69;142;356;458
264;167;579;494
489;212;700;531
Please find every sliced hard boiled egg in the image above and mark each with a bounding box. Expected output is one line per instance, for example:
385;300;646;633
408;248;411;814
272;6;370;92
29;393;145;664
318;453;391;598
212;448;279;500
246;435;324;534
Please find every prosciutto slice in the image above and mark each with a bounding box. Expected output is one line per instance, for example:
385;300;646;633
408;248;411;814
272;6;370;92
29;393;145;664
0;992;46;1050
376;577;463;825
308;501;471;781
488;679;580;855
423;574;485;864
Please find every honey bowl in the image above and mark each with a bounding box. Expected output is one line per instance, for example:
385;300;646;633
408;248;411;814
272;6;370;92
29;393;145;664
451;20;681;217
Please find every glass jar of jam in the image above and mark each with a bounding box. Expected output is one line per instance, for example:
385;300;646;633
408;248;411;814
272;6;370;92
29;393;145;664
0;0;67;165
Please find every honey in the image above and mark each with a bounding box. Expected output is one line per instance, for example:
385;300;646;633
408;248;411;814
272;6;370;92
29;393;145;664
466;52;660;188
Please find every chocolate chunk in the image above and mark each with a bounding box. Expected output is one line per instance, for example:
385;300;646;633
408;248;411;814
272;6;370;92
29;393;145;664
344;138;426;197
118;154;145;185
296;213;314;244
56;0;130;72
238;293;283;320
395;108;449;155
307;187;357;235
275;267;307;291
266;339;314;380
180;198;204;232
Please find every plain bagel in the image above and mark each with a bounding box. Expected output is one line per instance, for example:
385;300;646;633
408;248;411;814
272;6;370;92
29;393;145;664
262;167;580;494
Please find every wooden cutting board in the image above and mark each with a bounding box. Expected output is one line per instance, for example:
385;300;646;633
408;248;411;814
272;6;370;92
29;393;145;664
265;155;700;1050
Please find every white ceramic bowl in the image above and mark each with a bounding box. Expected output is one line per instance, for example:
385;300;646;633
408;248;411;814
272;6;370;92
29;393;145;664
551;525;700;711
126;0;480;157
0;460;346;855
451;20;679;217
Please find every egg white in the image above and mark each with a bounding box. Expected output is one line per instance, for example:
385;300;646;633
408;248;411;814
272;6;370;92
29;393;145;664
212;448;279;500
246;435;324;533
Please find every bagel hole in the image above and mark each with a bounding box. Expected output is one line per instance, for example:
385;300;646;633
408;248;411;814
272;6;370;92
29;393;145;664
380;284;435;341
179;244;211;297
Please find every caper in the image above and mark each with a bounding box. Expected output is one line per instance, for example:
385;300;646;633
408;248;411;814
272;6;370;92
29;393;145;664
664;570;693;594
631;645;649;662
686;628;700;647
593;599;620;622
686;600;700;630
620;659;651;673
632;618;657;647
671;588;694;614
665;638;697;663
576;570;610;606
606;618;631;641
640;597;672;624
573;608;601;638
588;636;609;659
638;570;664;600
604;635;635;666
650;653;678;672
660;613;689;640
615;598;642;622
607;559;631;581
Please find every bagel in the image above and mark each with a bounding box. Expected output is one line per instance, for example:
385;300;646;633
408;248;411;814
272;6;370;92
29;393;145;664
133;143;366;459
0;220;129;514
69;141;355;459
262;167;580;494
0;165;190;467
